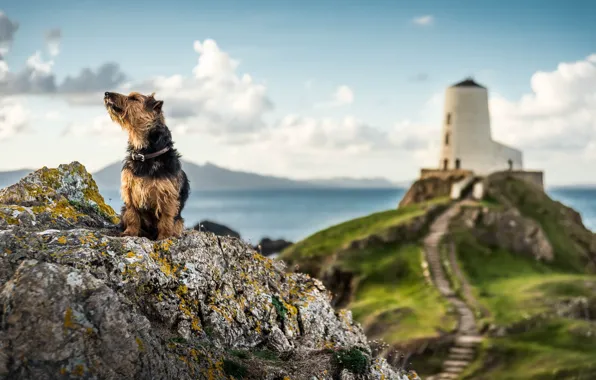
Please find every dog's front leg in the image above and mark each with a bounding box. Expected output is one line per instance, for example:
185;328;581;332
121;204;142;237
156;200;179;240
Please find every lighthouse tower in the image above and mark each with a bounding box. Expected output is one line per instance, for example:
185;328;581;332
438;78;522;175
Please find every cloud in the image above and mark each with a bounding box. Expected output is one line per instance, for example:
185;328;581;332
489;54;596;153
262;115;387;153
0;12;19;54
412;15;434;26
0;52;57;94
0;19;126;98
0;56;7;80
62;114;124;141
332;85;354;106
0;52;127;96
134;39;273;138
0;97;29;140
315;85;355;108
44;28;62;57
59;62;127;94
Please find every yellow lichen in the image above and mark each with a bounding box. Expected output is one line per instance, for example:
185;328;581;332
136;337;145;352
191;317;202;332
57;236;67;244
72;364;85;376
64;307;75;330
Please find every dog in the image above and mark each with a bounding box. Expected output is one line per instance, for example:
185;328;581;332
104;91;190;240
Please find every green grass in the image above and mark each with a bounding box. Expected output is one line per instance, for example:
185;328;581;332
487;175;591;273
462;319;596;380
341;244;457;344
451;227;594;325
280;196;449;264
451;223;596;379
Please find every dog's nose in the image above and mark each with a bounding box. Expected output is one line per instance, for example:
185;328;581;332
104;92;111;98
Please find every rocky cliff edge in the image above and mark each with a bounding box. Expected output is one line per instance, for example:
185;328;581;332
0;162;418;380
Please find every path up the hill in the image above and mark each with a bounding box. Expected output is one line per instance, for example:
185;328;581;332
424;201;483;380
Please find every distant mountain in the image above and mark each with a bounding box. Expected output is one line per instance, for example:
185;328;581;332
305;177;397;188
0;169;34;189
91;160;401;191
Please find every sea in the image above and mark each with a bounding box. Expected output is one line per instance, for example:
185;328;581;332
99;187;596;244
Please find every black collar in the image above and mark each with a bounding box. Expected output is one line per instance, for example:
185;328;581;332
130;147;170;162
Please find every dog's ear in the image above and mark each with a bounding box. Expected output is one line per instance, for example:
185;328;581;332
146;95;164;112
152;100;164;112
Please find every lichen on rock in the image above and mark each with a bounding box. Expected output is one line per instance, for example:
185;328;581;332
0;162;416;380
0;162;119;230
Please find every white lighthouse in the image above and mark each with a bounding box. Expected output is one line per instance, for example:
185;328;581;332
438;78;522;175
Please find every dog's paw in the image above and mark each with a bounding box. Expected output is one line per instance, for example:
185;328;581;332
121;229;139;237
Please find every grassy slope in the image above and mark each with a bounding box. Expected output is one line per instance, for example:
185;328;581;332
487;175;593;273
341;244;456;344
279;196;455;346
450;178;596;380
281;197;449;264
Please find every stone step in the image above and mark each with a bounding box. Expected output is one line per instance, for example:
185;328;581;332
447;352;475;361
438;373;459;379
454;336;483;347
443;360;470;368
449;347;475;355
443;365;466;374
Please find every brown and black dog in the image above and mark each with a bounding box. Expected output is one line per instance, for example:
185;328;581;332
104;91;190;240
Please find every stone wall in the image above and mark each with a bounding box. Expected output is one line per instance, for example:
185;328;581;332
420;168;473;180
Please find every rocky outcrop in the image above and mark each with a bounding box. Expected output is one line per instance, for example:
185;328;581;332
257;238;294;257
0;162;417;380
398;174;465;207
455;206;554;262
193;220;241;239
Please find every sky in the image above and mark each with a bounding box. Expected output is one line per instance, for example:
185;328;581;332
0;0;595;186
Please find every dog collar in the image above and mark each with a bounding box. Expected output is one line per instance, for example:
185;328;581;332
130;147;170;162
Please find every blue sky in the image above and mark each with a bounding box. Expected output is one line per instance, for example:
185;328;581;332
1;0;595;185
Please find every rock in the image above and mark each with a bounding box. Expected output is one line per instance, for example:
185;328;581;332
0;162;119;231
0;162;410;379
193;220;241;239
398;174;464;207
457;207;554;262
257;237;294;256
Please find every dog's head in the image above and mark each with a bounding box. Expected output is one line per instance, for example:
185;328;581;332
104;91;165;148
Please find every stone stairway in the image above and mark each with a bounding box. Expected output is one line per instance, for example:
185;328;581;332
423;202;483;380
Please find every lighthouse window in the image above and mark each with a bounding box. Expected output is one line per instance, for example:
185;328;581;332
446;113;452;125
445;132;450;145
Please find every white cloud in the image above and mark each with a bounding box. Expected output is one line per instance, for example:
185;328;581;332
45;29;61;57
0;97;29;140
332;85;354;106
315;85;355;108
142;39;273;138
0;60;7;80
63;114;124;141
26;51;54;75
45;111;60;120
489;54;596;153
413;15;434;26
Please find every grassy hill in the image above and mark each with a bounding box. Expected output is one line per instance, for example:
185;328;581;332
279;172;596;379
280;197;456;349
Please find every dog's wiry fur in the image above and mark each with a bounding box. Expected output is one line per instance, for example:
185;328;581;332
104;91;190;240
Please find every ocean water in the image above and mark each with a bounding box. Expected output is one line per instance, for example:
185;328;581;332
99;187;596;244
